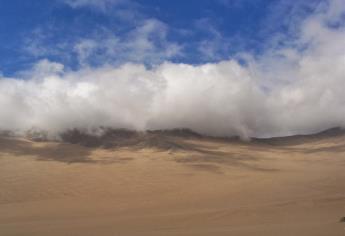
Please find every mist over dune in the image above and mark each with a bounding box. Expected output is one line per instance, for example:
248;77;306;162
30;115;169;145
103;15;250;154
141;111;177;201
1;0;345;138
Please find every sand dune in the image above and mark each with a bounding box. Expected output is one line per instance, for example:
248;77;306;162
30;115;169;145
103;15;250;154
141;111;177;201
1;129;345;235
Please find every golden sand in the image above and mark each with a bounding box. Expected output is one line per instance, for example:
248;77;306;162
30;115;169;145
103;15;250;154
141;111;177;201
1;134;345;235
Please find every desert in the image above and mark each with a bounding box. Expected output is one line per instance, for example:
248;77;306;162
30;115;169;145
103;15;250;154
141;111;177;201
1;128;345;235
1;0;345;235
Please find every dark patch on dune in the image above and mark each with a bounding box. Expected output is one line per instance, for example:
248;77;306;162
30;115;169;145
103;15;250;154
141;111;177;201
253;127;345;146
60;128;138;148
1;126;344;169
0;137;94;164
25;128;49;142
340;217;345;222
18;126;345;155
59;128;204;151
0;136;135;164
4;127;345;149
148;128;202;138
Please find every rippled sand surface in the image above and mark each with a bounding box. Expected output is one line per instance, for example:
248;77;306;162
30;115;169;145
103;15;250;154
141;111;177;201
1;133;345;235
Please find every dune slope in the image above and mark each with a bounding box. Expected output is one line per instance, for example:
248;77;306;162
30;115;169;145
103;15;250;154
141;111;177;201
1;130;345;235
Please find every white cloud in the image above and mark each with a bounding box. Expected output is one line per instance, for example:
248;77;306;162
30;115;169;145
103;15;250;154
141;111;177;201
1;0;345;138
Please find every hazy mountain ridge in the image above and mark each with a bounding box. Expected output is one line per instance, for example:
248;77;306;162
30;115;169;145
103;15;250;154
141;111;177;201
1;127;344;151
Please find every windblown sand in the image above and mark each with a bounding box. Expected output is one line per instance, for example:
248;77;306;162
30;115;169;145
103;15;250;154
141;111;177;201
1;134;345;235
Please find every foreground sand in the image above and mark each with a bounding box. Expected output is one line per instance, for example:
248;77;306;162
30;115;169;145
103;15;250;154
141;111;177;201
1;134;345;235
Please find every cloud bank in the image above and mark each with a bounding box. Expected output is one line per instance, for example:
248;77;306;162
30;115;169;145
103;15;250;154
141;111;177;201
0;0;345;138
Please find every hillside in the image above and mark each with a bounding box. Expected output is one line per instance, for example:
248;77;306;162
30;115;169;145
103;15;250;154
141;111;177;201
0;128;345;235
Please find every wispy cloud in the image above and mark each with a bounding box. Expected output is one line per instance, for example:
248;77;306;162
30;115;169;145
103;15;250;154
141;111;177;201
23;1;181;68
63;0;127;11
193;18;232;60
72;19;183;66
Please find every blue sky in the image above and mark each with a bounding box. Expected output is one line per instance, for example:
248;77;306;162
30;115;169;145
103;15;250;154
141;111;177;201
1;0;345;137
0;0;321;76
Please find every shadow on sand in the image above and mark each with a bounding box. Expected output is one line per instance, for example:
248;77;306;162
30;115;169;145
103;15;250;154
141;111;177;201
0;137;133;164
0;129;285;174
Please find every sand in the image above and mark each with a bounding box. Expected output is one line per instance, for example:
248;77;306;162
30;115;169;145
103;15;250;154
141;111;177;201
1;134;345;235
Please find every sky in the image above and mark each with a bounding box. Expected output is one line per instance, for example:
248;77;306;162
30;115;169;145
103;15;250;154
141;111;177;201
0;0;322;75
0;0;345;138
